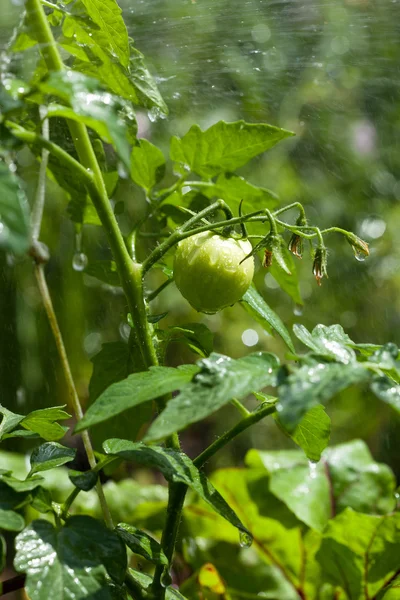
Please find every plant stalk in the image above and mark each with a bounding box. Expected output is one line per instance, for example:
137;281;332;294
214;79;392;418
34;264;114;529
151;402;277;597
25;0;157;371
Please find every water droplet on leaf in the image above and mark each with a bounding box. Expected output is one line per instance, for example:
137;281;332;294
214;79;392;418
239;531;253;548
293;303;303;316
72;252;88;272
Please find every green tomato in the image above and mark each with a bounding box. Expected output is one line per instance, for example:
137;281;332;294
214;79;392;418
173;231;254;314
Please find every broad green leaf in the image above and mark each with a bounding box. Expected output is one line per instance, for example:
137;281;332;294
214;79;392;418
324;440;396;516
184;468;319;599
80;0;129;68
0;508;24;532
293;323;356;363
285;404;331;462
163;322;214;357
29;442;76;475
269;246;303;306
268;459;331;531
61;18;167;112
246;440;396;531
130;139;166;192
69;469;98;492
0;161;30;255
241;286;295;352
277;361;370;432
201;172;279;215
76;364;199;433
317;509;400;600
145;351;279;441
116;523;168;566
103;439;250;536
127;46;168;113
14;516;127;599
0;472;43;496
370;376;400;415
40;71;132;168
0;405;24;441
21;406;71;441
170;121;294;178
128;569;188;599
85;261;122;287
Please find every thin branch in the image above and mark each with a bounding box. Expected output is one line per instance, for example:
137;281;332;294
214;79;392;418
34;264;113;529
30;107;49;241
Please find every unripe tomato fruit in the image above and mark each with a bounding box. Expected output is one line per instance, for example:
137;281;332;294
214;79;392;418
173;231;254;314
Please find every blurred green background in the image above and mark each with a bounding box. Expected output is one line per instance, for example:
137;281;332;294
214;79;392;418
1;0;400;474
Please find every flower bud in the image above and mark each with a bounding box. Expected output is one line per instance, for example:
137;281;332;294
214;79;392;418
312;246;328;286
346;233;369;261
288;233;303;259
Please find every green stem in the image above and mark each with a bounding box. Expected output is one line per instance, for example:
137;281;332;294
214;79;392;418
61;487;81;520
30;108;49;241
152;483;186;597
146;278;173;302
26;0;157;371
142;200;238;275
41;0;70;14
152;402;277;597
194;402;276;468
230;397;250;417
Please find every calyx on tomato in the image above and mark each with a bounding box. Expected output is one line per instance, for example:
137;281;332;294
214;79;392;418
173;231;254;314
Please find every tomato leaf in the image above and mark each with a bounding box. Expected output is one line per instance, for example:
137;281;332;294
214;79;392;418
144;352;279;441
130;139;166;192
29;442;76;475
170;120;294;178
116;523;168;566
79;0;130;68
0;508;25;532
276;404;331;462
201;172;279;215
76;364;199;433
21;406;71;442
103;439;251;536
0;161;30;255
39;71;133;168
277;360;370;432
14;516;127;599
316;509;400;600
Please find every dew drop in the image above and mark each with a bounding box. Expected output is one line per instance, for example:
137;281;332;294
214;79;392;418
308;460;318;479
148;106;167;123
293;303;303;316
354;250;366;262
239;530;253;548
160;568;172;588
72;252;88;272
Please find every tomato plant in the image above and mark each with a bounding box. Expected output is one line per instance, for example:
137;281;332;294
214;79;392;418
0;1;399;600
